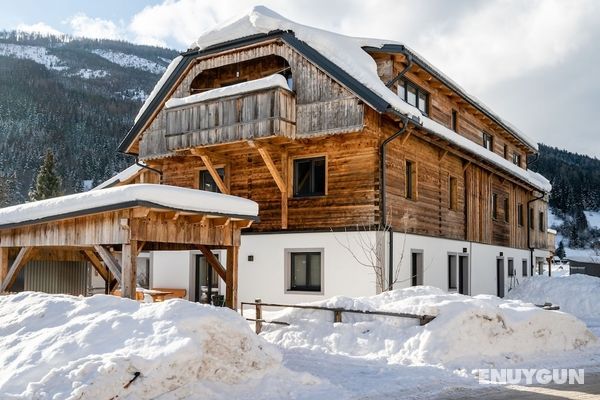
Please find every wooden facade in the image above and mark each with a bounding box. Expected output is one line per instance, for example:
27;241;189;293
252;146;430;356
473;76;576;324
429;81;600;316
124;37;549;251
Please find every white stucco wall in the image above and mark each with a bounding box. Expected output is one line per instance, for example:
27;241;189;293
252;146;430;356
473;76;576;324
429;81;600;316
150;251;193;299
237;231;378;304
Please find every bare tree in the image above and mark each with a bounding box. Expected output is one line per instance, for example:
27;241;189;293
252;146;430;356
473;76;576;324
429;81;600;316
334;214;413;293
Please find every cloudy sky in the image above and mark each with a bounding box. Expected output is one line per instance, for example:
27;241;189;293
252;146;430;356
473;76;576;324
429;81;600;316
2;0;599;157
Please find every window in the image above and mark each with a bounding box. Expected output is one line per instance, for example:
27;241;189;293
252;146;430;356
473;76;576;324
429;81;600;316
199;168;225;193
293;157;326;197
136;258;150;289
539;211;545;232
503;197;509;223
451;110;458;132
492;193;498;220
397;79;429;115
406;160;417;200
508;259;515;276
483;132;494;151
448;254;457;290
503;144;508;159
288;251;322;292
529;207;535;229
517;203;524;226
512;152;521;166
522;259;528;277
449;177;458;210
411;251;424;286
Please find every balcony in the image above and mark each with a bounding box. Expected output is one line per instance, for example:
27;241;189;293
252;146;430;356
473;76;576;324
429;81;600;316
165;85;295;151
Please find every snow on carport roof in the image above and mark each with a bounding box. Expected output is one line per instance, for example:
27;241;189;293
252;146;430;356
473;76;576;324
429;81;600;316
0;184;259;229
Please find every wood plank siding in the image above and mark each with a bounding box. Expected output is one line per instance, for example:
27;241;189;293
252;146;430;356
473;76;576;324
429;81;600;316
128;38;548;250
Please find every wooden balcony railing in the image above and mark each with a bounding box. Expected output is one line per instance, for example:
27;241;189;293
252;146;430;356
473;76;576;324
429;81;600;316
164;86;296;152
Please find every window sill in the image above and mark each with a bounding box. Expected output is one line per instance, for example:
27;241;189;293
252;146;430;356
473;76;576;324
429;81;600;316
291;194;327;200
285;289;324;295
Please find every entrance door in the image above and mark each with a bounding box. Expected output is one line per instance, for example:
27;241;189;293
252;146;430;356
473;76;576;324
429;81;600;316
496;258;505;298
411;251;423;286
458;255;469;295
195;254;219;303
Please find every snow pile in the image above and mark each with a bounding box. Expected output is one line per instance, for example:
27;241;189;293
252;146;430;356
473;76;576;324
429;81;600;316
507;274;600;320
166;74;290;109
262;286;595;368
0;292;282;399
0;43;67;71
0;184;259;227
134;55;182;123
93;164;143;190
92;49;167;74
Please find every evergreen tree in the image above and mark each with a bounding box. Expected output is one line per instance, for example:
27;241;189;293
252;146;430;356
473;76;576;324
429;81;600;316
556;240;566;259
29;150;62;201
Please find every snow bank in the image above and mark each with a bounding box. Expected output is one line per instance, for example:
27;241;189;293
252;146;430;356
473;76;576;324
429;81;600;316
0;43;67;71
92;49;166;74
507;274;600;320
262;286;595;368
0;292;281;399
0;184;258;227
166;74;290;109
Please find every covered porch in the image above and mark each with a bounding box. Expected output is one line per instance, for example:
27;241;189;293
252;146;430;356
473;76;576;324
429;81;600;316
0;184;258;309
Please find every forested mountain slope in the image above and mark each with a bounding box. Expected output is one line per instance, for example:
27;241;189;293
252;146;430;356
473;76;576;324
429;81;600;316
0;31;178;204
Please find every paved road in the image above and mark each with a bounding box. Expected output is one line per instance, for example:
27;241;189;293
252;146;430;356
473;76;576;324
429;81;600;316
437;371;600;400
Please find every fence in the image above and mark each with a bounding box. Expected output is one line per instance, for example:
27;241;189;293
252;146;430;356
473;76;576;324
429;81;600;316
240;299;436;334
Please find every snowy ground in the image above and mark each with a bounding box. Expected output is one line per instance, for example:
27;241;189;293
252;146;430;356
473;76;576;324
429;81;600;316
2;285;599;399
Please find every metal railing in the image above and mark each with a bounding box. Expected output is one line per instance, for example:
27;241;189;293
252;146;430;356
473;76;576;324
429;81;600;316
240;298;436;334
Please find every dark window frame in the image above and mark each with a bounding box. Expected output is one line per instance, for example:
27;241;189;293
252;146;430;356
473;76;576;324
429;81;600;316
503;144;508;159
289;251;322;292
529;207;535;230
448;254;457;290
483;132;494;151
539;211;545;232
449;176;458;210
397;78;429;116
406;160;417;200
199;167;226;193
503;197;510;223
517;203;524;227
293;156;326;198
451;109;458;132
522;259;528;276
492;193;498;220
512;152;521;166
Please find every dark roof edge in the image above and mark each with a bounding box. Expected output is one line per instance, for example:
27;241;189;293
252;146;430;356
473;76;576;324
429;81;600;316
118;30;392;155
364;44;538;152
0;200;259;230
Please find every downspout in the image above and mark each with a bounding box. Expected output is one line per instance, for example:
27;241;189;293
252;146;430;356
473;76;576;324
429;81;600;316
527;190;545;274
135;157;163;184
381;114;409;290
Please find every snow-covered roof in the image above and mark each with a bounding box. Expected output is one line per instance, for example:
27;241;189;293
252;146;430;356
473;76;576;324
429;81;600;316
129;6;550;192
566;256;600;264
93;164;143;190
0;184;259;229
166;73;290;109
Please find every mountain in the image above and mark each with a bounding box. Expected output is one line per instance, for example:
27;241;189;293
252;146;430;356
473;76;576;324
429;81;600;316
529;144;600;251
0;31;179;204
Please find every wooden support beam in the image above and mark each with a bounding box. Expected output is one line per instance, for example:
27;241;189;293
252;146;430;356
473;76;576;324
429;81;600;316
234;220;254;229
400;131;412;146
462;161;471;172
438;150;448;161
81;250;109;282
0;248;8;285
200;155;229;194
197;245;227;280
132;207;151;218
253;142;286;193
121;241;137;299
212;217;231;227
136;241;146;256
94;245;122;286
1;247;34;293
226;246;239;310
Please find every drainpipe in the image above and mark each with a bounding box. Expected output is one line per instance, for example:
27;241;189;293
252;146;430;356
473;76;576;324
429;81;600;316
135;157;163;184
527;190;545;274
381;114;409;290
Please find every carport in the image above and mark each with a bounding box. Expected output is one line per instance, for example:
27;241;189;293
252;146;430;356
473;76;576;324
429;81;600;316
0;184;258;309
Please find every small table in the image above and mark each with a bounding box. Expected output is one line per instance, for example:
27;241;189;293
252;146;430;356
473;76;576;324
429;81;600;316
141;289;174;302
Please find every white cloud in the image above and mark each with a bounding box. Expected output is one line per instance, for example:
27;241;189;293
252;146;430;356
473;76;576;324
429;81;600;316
66;13;123;40
16;22;64;37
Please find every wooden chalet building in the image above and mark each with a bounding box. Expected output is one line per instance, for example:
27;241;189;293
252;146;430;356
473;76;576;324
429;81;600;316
99;6;553;303
0;7;553;305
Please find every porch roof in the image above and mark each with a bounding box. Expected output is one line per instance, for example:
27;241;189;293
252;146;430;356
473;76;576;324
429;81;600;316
0;184;259;230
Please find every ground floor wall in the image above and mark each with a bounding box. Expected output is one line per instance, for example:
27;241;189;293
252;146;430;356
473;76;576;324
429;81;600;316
143;231;551;305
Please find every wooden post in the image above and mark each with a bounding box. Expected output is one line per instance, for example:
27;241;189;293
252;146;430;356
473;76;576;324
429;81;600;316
281;150;288;229
255;298;263;334
0;247;34;293
334;309;343;323
225;246;239;310
0;248;9;285
122;240;137;300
